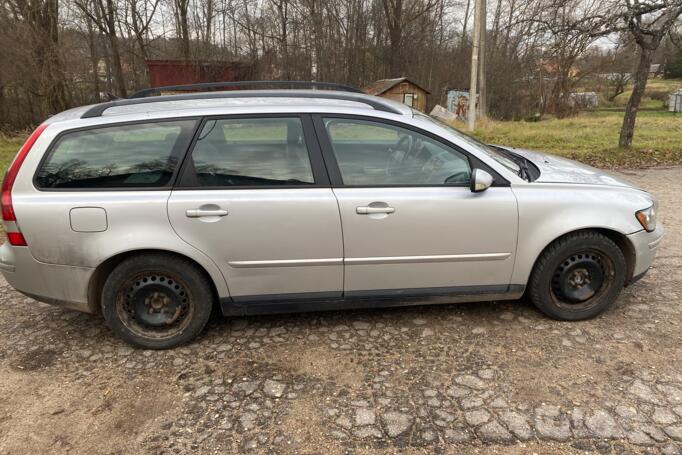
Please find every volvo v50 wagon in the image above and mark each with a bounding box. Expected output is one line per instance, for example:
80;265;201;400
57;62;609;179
0;82;663;349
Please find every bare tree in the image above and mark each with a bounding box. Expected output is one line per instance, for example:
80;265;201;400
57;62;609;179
617;0;682;147
381;0;439;75
128;0;160;61
83;10;102;102
3;0;681;141
542;0;682;145
535;0;605;117
271;0;291;78
171;0;191;58
599;43;635;101
75;0;128;96
5;0;71;114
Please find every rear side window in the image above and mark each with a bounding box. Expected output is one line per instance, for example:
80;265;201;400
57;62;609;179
180;117;315;187
35;120;196;189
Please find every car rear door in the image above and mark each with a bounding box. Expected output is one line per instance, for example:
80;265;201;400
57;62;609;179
313;115;518;296
167;115;344;302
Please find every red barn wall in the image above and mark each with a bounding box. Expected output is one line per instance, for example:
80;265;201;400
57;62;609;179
145;60;252;87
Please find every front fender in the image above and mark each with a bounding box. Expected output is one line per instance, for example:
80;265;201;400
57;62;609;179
510;184;652;285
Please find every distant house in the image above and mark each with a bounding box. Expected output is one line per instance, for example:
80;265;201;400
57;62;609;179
649;64;664;78
569;92;598;109
363;77;430;112
599;72;631;82
144;59;254;89
536;58;580;78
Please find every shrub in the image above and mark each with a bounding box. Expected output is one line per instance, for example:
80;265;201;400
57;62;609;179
647;90;669;102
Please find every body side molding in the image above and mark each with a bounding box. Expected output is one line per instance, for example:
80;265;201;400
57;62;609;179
228;253;511;268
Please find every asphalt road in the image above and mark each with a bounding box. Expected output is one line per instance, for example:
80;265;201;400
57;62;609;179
1;167;681;455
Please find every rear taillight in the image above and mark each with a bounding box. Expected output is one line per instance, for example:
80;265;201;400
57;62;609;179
1;123;48;246
6;232;27;246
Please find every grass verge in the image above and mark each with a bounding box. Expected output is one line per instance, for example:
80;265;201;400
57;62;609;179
467;109;682;168
0;134;22;173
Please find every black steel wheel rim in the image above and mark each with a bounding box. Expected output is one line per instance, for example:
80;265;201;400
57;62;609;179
551;249;613;306
116;271;194;339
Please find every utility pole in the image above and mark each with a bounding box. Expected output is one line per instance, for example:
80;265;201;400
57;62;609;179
467;0;483;131
479;0;487;119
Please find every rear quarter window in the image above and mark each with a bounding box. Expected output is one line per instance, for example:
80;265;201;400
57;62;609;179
35;120;196;189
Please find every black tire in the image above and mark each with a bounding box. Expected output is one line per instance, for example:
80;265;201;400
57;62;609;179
528;231;626;321
101;253;214;349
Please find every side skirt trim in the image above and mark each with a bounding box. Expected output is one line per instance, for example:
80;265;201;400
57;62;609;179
220;284;526;317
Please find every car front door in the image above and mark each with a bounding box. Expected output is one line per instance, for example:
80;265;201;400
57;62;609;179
314;115;518;296
167;115;343;302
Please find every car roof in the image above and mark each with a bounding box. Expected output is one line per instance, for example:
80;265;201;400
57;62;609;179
45;90;414;124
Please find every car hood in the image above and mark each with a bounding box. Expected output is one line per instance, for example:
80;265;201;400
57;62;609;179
498;146;638;188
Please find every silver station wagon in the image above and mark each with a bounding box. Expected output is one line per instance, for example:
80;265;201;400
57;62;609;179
0;82;663;349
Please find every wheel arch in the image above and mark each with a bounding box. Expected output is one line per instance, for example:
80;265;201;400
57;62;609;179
524;228;636;288
87;249;222;315
592;228;636;285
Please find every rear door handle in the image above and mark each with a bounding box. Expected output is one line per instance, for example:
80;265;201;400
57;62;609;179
356;206;395;215
186;209;229;218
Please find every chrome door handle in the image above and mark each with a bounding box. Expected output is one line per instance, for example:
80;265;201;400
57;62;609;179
356;206;395;215
186;209;229;218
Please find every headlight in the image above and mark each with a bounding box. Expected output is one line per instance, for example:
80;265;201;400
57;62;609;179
636;204;657;232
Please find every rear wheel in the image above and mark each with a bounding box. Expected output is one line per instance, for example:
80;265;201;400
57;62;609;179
102;254;214;349
528;231;626;320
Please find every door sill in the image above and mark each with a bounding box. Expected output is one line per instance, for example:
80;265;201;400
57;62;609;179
220;284;525;317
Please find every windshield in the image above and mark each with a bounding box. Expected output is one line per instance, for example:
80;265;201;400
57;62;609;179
416;113;521;173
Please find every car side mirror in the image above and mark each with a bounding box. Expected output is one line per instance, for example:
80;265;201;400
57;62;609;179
470;168;493;193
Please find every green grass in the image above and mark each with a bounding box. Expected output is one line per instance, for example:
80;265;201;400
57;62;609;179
0;136;22;237
0;135;22;174
641;78;682;92
465;108;682;168
604;77;682;109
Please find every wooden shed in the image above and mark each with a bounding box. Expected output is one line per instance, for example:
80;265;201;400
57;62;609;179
363;77;430;112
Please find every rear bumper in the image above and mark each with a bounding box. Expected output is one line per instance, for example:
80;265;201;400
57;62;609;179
626;223;664;283
0;243;95;313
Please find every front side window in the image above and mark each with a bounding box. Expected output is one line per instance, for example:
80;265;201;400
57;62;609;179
416;113;521;174
182;117;315;187
36;120;196;189
323;118;471;186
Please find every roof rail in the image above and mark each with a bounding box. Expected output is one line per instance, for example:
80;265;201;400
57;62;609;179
129;80;363;98
80;90;403;119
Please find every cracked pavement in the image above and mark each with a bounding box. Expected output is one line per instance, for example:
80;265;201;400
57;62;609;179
0;167;681;454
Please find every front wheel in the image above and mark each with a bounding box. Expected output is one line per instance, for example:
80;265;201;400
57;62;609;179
528;231;627;320
102;254;214;349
